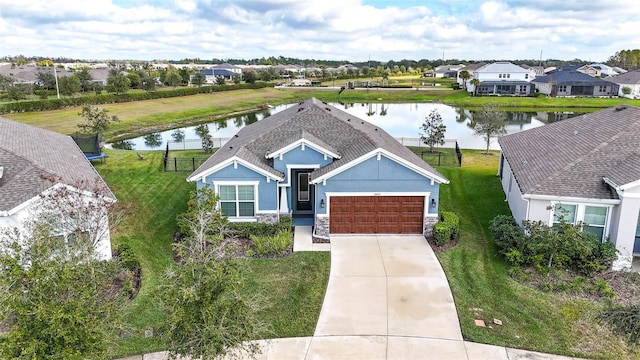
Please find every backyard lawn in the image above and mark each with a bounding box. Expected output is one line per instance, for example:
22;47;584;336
436;150;639;360
96;150;329;358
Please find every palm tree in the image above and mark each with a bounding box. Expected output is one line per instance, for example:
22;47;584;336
470;78;481;96
459;70;470;91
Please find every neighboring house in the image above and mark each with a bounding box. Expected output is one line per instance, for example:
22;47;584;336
214;63;243;74
497;105;640;270
577;63;625;78
0;117;115;260
532;70;619;97
520;64;544;77
434;64;465;78
607;69;640;99
196;68;237;83
289;78;311;86
468;62;534;96
187;98;449;238
456;62;486;87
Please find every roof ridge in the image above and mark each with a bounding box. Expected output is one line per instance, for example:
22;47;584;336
529;111;640;193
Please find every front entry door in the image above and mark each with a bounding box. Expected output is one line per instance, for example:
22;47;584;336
297;172;312;211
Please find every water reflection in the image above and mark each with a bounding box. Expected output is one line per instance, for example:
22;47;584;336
115;103;588;151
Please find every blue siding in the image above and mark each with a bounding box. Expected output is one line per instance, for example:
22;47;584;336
315;155;441;215
197;163;278;211
273;145;333;183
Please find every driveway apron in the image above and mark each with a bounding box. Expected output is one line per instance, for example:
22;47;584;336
313;235;463;341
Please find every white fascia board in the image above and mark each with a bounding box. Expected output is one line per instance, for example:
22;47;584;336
265;139;340;160
523;193;621;205
311;148;449;185
187;156;284;183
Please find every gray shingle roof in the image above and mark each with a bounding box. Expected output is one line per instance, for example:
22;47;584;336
607;69;640;85
498;105;640;199
0;117;115;212
532;70;617;86
189;98;447;184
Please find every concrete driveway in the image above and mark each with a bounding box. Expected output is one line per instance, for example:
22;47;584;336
314;235;462;340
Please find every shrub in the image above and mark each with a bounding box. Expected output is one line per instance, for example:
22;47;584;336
600;304;640;344
228;217;291;239
115;243;140;272
440;211;460;238
489;215;526;254
250;229;292;256
433;222;452;246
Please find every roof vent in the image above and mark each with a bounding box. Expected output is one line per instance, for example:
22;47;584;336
361;121;364;124
322;101;328;105
298;107;304;112
325;107;331;111
523;160;528;165
229;146;233;149
615;105;627;111
573;130;579;135
347;118;351;121
374;128;378;131
234;134;239;138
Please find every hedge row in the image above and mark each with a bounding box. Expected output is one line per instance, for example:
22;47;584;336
228;216;292;239
0;82;275;114
433;211;460;246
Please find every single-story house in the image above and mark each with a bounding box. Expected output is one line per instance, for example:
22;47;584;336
187;98;449;238
607;69;640;99
0;117;115;260
532;70;619;97
196;68;236;83
497;105;640;270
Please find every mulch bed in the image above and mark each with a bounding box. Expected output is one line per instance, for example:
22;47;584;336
425;235;459;253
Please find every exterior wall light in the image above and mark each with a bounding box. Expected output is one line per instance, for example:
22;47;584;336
431;198;437;208
320;199;325;208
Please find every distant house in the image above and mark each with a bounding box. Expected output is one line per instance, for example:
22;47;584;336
289;78;311;86
434;64;465;78
520;64;544;77
0;117;115;260
498;105;640;270
531;70;619;97
196;68;237;83
468;62;534;96
214;63;242;74
577;63;625;78
187;98;448;238
456;62;486;87
606;69;640;99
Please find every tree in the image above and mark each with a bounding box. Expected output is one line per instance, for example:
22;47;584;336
165;70;182;88
232;74;242;84
459;70;470;91
195;124;214;154
58;75;81;96
472;103;508;154
0;73;13;91
216;76;226;86
36;70;57;90
158;187;264;359
106;73;130;94
243;71;257;84
191;72;206;87
141;73;157;92
76;67;93;92
0;182;128;359
470;78;481;96
6;84;29;101
171;129;185;142
622;86;632;96
78;105;120;140
126;72;141;89
419;109;447;152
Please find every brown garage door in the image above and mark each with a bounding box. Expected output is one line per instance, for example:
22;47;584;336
330;196;424;234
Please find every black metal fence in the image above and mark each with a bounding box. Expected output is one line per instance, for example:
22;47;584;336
420;141;462;167
163;144;208;172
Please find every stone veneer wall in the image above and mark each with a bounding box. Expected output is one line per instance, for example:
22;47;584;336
423;216;439;238
315;215;330;238
256;213;278;224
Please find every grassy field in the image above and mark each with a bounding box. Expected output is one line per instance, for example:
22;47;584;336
96;150;329;358
436;150;638;360
5;87;640;143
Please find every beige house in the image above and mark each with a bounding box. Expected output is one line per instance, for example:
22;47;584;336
498;105;640;270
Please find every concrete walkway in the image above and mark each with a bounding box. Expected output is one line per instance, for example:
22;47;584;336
122;234;585;360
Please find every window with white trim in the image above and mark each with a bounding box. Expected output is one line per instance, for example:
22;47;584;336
552;203;609;240
219;185;255;217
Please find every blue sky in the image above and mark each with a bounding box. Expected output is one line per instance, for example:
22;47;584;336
1;0;638;63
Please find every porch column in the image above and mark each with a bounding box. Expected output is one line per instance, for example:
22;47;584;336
279;187;290;215
612;195;640;271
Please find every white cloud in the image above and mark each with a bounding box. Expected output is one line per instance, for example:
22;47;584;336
0;0;638;62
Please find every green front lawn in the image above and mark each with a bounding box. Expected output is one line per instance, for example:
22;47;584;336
436;150;637;360
96;150;329;358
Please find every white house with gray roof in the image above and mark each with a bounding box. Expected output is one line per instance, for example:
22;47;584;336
0;117;115;260
497;105;640;270
188;98;448;239
607;69;640;99
468;62;535;96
